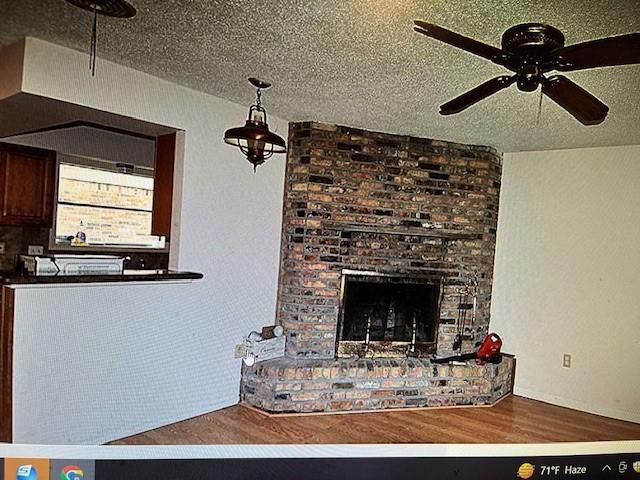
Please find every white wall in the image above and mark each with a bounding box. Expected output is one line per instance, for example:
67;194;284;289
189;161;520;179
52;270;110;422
3;126;156;168
12;282;206;444
8;38;288;444
491;145;640;424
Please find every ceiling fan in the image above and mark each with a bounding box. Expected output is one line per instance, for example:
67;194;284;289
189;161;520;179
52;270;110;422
413;21;640;125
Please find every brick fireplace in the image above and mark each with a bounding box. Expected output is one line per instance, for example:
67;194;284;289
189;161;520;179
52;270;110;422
241;122;515;413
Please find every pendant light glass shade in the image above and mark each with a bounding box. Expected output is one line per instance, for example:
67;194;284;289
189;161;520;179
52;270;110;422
224;79;286;171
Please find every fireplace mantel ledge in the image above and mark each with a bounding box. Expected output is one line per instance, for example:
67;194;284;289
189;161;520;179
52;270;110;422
322;222;480;240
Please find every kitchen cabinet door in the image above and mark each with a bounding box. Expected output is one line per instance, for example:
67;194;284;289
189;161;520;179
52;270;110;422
0;143;56;227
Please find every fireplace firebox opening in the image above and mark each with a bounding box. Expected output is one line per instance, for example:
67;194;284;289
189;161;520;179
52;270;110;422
337;271;442;358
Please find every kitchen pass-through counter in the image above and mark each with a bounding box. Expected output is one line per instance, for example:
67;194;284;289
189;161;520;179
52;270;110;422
0;269;204;444
0;269;203;285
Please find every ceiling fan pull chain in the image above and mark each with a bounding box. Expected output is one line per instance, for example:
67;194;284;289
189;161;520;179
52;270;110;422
90;5;98;76
536;86;543;125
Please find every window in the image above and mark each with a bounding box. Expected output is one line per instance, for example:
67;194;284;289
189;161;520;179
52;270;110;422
53;161;166;249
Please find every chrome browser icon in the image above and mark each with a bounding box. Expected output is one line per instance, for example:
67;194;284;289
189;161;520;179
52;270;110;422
60;465;84;480
16;464;38;480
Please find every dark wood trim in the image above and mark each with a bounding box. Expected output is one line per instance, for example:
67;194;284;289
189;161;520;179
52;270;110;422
151;133;177;237
0;286;14;442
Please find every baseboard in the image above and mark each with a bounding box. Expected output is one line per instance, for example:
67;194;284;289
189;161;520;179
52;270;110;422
514;387;640;425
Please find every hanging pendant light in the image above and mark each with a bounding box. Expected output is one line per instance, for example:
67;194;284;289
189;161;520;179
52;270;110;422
224;78;287;171
64;0;137;76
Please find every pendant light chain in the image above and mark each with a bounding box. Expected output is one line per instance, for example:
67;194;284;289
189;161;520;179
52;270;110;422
90;4;98;76
64;0;137;77
253;90;263;174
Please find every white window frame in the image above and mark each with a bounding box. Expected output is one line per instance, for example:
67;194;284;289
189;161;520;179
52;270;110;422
48;155;169;253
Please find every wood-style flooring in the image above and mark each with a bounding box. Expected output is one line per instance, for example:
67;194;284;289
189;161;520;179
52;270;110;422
113;395;640;445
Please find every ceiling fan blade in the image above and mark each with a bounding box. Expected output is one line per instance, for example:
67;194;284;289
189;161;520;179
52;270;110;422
440;75;516;115
542;75;609;125
554;32;640;71
413;20;516;69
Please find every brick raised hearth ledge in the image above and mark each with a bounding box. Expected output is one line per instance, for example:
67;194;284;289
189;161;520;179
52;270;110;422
242;356;515;413
241;121;515;414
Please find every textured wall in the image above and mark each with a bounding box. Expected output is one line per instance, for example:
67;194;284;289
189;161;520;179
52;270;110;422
12;281;202;444
277;122;502;359
491;145;640;424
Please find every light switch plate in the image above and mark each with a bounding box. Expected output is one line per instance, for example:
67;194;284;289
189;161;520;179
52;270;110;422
28;245;44;255
0;242;5;255
563;353;572;368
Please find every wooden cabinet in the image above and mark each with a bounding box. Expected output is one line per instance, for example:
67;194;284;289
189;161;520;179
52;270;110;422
0;143;57;227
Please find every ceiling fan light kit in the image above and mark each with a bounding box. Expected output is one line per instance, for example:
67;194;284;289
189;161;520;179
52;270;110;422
413;20;640;125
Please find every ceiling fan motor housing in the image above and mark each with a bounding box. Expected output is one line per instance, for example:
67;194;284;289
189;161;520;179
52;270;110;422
501;23;565;57
501;24;566;91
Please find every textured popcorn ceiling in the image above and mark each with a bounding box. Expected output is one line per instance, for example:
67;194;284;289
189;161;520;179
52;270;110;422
2;0;639;152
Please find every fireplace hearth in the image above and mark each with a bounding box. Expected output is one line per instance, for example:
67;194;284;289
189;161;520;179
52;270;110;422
241;121;515;414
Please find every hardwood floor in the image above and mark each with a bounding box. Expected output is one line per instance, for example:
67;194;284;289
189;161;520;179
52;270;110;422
112;395;640;445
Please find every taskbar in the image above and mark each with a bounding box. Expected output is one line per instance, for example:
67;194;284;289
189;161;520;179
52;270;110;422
3;453;640;479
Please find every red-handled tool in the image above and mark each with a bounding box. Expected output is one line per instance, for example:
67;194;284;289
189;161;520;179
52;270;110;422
432;333;503;364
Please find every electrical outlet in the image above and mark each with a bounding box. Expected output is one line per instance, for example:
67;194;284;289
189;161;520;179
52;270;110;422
28;245;44;255
0;242;5;255
563;354;572;368
234;343;246;359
